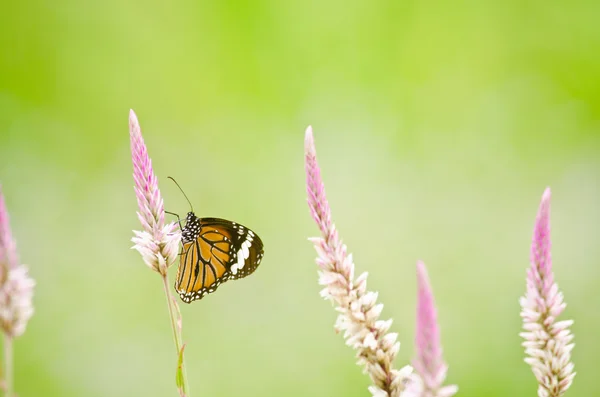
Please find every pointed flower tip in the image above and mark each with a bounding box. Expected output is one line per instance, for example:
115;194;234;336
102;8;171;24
305;125;313;137
416;260;431;290
542;187;551;202
534;187;551;223
538;187;551;215
0;187;5;219
0;187;19;270
305;125;315;155
129;109;140;137
537;187;551;216
416;261;435;321
532;187;552;272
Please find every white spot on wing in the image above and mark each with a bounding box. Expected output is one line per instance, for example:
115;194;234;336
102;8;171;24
242;241;250;259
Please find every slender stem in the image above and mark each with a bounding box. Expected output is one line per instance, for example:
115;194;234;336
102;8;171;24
3;334;12;397
161;274;190;396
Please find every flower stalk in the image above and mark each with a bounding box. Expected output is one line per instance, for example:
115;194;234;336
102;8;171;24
520;188;575;397
304;126;412;397
129;110;189;396
3;336;11;397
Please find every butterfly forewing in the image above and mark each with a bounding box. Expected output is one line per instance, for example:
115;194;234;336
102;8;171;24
175;213;264;303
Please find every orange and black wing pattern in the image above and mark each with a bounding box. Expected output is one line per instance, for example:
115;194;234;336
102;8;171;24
174;212;264;303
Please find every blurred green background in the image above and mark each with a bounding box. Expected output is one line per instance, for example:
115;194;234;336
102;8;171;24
1;0;599;396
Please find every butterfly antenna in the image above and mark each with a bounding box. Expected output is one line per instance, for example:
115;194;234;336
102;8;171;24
165;210;183;230
167;176;194;213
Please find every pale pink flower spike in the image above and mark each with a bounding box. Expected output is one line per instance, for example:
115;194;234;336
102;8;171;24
305;126;412;397
0;189;19;272
520;188;575;397
0;187;35;339
129;110;180;275
0;185;35;397
128;110;189;395
405;261;457;397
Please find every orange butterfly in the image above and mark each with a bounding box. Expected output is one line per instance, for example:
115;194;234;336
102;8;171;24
174;212;264;303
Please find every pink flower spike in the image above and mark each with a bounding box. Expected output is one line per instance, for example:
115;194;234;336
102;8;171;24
304;126;332;238
0;186;19;273
0;186;35;338
305;127;412;397
410;261;457;397
129;110;180;276
531;188;552;276
520;188;575;397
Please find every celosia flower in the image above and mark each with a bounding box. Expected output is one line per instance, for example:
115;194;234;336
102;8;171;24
0;186;35;338
128;110;189;394
520;188;575;397
129;110;180;275
305;126;412;397
0;188;18;274
409;261;457;397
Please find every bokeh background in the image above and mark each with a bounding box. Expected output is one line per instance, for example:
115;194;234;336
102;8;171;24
1;1;599;396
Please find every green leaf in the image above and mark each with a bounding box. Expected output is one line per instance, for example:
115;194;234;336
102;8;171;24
176;344;186;396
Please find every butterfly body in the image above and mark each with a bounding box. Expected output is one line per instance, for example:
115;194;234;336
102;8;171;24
175;212;264;303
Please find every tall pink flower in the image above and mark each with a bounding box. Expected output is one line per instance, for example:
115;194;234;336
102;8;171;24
128;110;188;395
305;126;412;397
0;187;35;338
520;188;575;397
129;110;180;276
406;261;457;397
0;185;35;397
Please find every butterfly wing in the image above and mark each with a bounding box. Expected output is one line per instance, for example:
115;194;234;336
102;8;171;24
175;214;264;303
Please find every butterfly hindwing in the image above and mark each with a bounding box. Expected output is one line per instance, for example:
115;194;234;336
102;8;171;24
175;213;264;303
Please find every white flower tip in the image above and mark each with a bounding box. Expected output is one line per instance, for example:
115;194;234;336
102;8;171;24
542;187;551;202
129;109;138;122
305;126;315;155
305;125;313;137
129;109;140;136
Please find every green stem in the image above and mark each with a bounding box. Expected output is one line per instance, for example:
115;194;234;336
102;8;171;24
3;334;12;397
161;274;190;396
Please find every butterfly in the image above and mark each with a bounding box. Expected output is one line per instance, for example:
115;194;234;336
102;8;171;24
174;212;264;303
